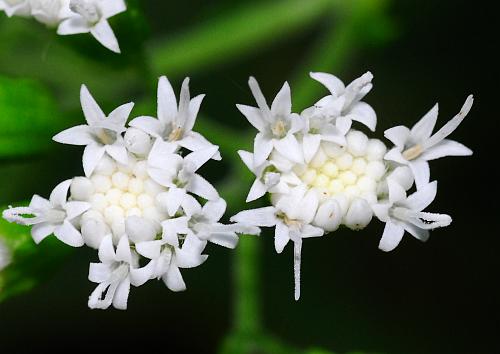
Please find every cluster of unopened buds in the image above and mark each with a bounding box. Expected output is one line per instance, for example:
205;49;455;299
1;71;473;307
0;0;126;53
2;76;258;309
231;72;473;300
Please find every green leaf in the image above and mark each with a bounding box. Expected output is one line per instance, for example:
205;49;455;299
149;0;339;76
0;204;73;302
0;76;65;158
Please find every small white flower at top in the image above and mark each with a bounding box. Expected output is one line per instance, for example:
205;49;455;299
233;72;473;300
2;76;256;309
1;0;126;53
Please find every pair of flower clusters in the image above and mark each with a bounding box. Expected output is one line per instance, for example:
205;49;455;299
3;77;257;309
0;0;126;53
231;72;473;299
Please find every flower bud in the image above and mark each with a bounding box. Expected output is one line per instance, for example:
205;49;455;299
81;213;108;249
71;177;95;201
125;216;157;243
125;128;152;156
344;198;373;230
346;130;368;156
313;200;342;232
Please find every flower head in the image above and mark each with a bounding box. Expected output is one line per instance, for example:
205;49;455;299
233;72;472;300
2;77;254;309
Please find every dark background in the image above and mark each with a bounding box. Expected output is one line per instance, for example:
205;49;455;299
0;1;497;353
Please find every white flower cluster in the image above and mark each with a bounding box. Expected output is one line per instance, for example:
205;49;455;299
2;76;257;309
0;0;126;53
231;72;473;300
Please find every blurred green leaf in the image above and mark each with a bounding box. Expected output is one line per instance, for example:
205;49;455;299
0;76;65;158
149;0;339;76
0;204;72;302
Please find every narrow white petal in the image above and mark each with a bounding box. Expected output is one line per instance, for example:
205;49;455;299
403;222;430;242
236;104;266;131
80;85;105;125
378;221;405;252
347;102;377;131
135;240;163;259
402;181;437;211
274;221;290;253
202;198;226;222
164;264;186;292
105;142;128;165
115;236;132;263
384;125;411;148
420;139;472;161
112;277;130;310
57;17;90;35
184;145;219;172
130;261;155;286
179;132;220;159
207;232;239;249
99;0;126;17
98;235;116;263
54;220;84;247
310;72;345;96
231;207;278;227
387;178;408;204
184;94;205;132
253;132;274;166
90;20;120;53
88;263;112;283
274;134;303;164
410;103;439;143
409;159;430;190
64;201;91;220
187;174;219;200
129;116;163;137
107;102;134;128
270;82;292;117
246;179;267;202
248;77;271;119
157;76;177;124
49;179;72;207
83;143;106;177
300;224;324;238
29;195;51;211
384;148;408;165
302;134;322;163
52;125;94;145
31;222;56;244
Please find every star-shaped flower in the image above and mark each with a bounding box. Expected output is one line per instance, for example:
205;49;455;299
2;180;90;247
57;0;126;53
372;179;452;252
237;77;304;166
53;84;133;177
384;95;473;189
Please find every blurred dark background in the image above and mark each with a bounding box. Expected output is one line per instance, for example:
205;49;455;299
0;1;497;353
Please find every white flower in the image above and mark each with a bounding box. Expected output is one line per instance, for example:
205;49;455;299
372;179;452;252
57;0;126;53
310;71;377;131
148;140;220;203
0;238;11;271
53;84;133;177
231;185;324;300
237;77;304;167
88;235;153;310
0;0;30;17
384;95;473;189
2;180;90;247
29;0;72;26
130;76;219;158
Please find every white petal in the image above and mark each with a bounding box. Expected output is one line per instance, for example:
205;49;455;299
176;78;191;128
115;236;132;263
310;72;345;96
302;134;322;163
107;102;134;129
236;104;266;131
270;82;292;117
161;217;189;247
52;125;94;145
57;17;90;35
403;222;430;242
371;203;391;223
420;139;472;161
176;249;208;269
246;179;267;202
253;132;274;166
29;195;51;211
384;126;411;149
347;102;377;131
148;139;179;167
98;235;116;263
112;277;130;310
130;261;155;287
409;159;430;190
83;143;106;177
90;20;120;53
187;174;219;200
64;201;91;220
31;222;56;244
79;85;105;125
230;207;278;227
179;132;220;159
181;195;202;216
164;265;186;292
88;282;113;309
207;232;239;249
129;116;163;137
387;178;408;204
384;148;408;165
88;263;112;283
300;224;324;238
378;221;405;252
184;145;219;172
49;179;72;207
248;77;271;118
402;181;437;211
105;142;128;164
274;134;303;164
202;198;226;222
274;221;290;253
410;103;438;143
157;188;186;217
157;76;177;124
135;240;162;259
54;220;84;247
184;94;205;132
